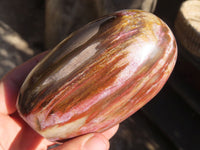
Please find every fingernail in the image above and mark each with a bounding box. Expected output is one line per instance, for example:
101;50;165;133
84;134;109;150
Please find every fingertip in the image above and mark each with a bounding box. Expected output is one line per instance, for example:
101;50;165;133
54;133;109;150
102;124;119;140
84;133;109;150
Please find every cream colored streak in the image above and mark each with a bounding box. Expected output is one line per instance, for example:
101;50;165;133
39;116;87;140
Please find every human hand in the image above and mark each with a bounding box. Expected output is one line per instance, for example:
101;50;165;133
0;52;119;150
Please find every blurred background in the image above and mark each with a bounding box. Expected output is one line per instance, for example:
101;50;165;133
0;0;199;149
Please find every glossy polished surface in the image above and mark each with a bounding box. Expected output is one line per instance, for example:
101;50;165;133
17;9;177;142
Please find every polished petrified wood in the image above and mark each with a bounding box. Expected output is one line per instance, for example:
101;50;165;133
17;9;177;142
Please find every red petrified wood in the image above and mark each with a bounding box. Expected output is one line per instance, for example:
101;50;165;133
17;9;177;142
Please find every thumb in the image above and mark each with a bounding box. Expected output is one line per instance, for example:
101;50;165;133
54;133;109;150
